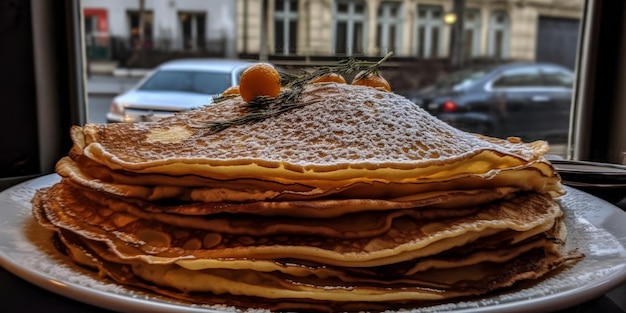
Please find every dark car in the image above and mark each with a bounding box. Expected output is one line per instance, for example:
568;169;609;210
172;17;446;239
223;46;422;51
404;62;574;143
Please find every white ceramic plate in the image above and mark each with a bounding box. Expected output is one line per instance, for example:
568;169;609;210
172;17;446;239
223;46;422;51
1;174;626;313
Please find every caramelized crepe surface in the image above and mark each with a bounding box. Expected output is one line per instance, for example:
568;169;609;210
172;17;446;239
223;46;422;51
57;154;560;203
33;182;563;267
33;184;579;311
54;227;573;312
68;84;562;194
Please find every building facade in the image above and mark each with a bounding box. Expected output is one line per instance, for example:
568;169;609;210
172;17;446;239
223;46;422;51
82;0;238;59
80;0;584;71
238;0;583;66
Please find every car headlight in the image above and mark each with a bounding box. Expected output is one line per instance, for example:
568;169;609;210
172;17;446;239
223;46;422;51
108;99;126;115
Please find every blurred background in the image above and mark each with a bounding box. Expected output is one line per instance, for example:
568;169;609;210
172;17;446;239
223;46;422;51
83;0;580;79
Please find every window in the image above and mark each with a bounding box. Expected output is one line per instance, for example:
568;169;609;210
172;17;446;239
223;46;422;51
376;1;402;56
274;0;299;55
127;10;154;50
492;67;542;89
542;68;575;88
415;5;444;58
84;8;110;60
334;0;368;56
463;9;481;58
488;11;510;60
139;70;232;95
179;12;206;51
434;68;490;90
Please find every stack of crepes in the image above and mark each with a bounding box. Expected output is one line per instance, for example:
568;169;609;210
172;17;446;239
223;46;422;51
32;82;582;312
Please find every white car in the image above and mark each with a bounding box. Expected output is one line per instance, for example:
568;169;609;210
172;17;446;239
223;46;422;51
106;59;254;123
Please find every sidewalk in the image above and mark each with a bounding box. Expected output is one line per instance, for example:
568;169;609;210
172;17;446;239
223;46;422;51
87;60;151;96
87;74;144;96
89;60;152;77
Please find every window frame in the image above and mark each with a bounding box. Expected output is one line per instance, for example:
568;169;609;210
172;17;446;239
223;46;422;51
463;8;481;58
332;0;369;56
376;1;403;56
178;11;207;51
487;10;510;59
274;0;299;55
414;4;445;58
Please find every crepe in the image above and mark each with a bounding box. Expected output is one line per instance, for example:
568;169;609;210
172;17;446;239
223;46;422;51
34;183;577;309
32;81;581;312
33;182;562;266
53;227;576;313
65;84;563;199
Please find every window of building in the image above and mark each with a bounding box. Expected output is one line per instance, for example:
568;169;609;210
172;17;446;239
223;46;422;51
376;1;402;56
488;11;510;60
127;10;154;50
84;9;110;60
179;12;206;51
463;9;481;59
274;0;299;55
84;15;98;36
334;0;368;56
414;5;444;58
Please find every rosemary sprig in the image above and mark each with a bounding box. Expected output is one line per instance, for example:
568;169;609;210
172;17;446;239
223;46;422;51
284;51;393;89
199;89;304;133
197;52;393;133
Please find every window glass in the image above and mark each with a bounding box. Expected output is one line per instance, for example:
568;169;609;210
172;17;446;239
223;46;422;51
542;68;575;87
376;2;402;55
464;9;481;58
415;5;444;58
334;0;368;56
488;11;509;59
179;12;206;51
337;3;349;13
492;68;542;88
139;71;231;95
275;0;299;55
290;0;298;12
434;68;490;89
354;3;365;13
84;8;113;60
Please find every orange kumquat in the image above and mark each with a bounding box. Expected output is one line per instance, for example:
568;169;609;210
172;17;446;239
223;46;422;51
239;63;282;103
221;85;240;96
351;70;391;92
310;73;347;84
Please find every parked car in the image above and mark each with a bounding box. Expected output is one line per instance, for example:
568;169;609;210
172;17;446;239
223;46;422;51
403;62;574;143
106;59;254;123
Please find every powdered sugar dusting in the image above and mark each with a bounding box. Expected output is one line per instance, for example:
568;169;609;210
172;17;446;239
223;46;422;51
86;84;543;167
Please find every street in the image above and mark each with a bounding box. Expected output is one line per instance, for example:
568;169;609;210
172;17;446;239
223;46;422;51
87;95;112;123
86;74;143;123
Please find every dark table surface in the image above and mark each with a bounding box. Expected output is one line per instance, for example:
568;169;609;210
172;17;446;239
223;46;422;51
2;179;626;313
